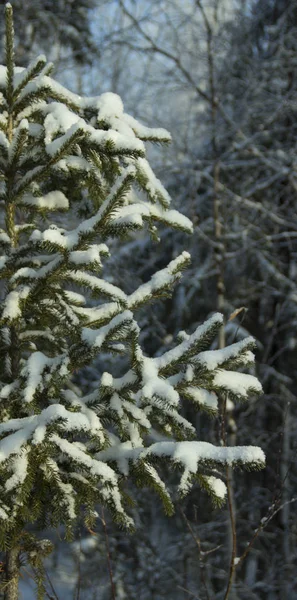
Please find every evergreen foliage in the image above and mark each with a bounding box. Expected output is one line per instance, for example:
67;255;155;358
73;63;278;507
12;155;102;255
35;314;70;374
0;2;264;580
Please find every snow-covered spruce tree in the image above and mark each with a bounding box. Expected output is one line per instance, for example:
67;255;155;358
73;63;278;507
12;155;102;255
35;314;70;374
0;5;265;599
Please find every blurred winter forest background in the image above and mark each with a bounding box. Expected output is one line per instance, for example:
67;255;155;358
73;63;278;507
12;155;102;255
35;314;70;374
1;0;296;598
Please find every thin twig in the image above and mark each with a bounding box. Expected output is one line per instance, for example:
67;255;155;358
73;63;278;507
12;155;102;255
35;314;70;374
235;497;297;569
223;466;237;600
75;534;82;600
44;566;60;600
235;437;297;570
179;506;211;600
101;509;116;600
29;566;56;600
177;584;201;600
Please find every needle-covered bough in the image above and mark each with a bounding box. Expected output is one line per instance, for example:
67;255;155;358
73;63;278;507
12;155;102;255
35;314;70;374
0;3;264;597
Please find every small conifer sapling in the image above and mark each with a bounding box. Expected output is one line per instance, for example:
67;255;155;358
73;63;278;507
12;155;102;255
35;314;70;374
0;5;265;599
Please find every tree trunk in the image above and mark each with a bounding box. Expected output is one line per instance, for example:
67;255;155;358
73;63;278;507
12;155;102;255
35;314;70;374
4;547;20;600
280;399;291;600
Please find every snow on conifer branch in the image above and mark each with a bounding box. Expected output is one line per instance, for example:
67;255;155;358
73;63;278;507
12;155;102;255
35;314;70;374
0;6;264;570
